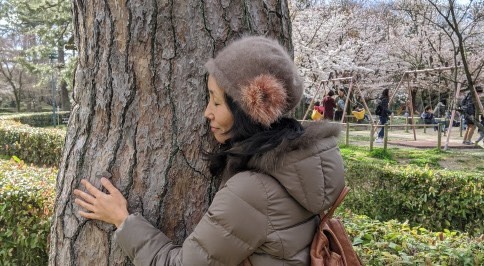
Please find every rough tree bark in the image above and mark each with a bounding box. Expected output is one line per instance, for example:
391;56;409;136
49;0;292;265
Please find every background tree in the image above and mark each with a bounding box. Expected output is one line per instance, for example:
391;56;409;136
49;0;293;264
1;0;74;111
426;0;484;131
396;0;484;127
0;29;38;111
291;0;406;104
290;0;483;114
0;33;24;112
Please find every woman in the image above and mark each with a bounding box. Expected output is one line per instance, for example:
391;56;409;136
74;36;345;265
461;89;481;145
322;90;336;120
376;88;392;143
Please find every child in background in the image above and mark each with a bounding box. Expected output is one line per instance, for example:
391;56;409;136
421;105;438;131
311;101;324;121
314;101;325;114
352;105;368;123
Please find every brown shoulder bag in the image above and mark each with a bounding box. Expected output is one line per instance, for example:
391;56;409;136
310;186;362;266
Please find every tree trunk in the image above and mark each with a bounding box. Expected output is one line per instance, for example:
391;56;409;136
49;0;292;265
59;79;71;111
15;95;21;112
0;63;22;112
58;46;72;111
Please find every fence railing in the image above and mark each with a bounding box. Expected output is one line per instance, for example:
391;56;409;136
300;117;459;151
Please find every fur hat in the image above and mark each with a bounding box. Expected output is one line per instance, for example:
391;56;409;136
205;36;303;126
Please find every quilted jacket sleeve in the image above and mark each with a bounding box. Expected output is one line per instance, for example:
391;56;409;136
114;172;268;266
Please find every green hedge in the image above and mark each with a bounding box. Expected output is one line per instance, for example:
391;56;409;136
339;210;483;265
0;119;65;166
0;158;56;265
1;111;70;127
0;156;482;265
344;160;483;236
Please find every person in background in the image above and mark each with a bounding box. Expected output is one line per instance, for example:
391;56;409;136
421;105;438;131
376;88;392;143
312;101;324;121
322;90;336;120
73;36;345;265
461;86;482;145
352;105;368;123
433;101;446;118
314;101;325;114
334;88;346;121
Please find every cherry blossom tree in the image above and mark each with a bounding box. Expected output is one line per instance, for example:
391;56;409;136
289;0;483;114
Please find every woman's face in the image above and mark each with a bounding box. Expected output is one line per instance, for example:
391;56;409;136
204;75;234;144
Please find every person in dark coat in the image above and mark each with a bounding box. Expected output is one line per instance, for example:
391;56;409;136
461;87;483;144
322;90;336;120
376;88;392;143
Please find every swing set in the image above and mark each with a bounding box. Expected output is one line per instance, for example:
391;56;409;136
302;65;483;150
302;76;375;124
386;65;470;150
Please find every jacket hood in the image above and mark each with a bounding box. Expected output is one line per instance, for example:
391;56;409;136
246;121;344;214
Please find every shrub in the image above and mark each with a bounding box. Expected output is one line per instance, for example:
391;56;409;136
339;210;483;265
344;160;483;236
368;148;393;160
0;158;56;265
0;156;482;265
1;112;70;127
0;119;65;166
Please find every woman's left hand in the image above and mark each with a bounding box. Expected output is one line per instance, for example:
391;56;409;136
74;178;129;228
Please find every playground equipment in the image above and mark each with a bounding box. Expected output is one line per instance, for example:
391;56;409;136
387;66;463;147
303;76;375;125
302;66;482;151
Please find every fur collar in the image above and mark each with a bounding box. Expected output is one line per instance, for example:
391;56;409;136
247;120;341;173
219;120;341;187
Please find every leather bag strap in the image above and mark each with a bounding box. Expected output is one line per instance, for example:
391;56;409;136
319;186;350;222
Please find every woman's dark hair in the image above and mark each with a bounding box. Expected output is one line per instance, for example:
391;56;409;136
381;88;390;98
425;105;432;111
328;90;335;97
206;95;304;176
314;101;320;106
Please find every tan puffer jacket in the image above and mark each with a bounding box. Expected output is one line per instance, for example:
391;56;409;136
114;121;345;265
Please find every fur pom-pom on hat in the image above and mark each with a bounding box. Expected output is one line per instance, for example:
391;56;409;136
205;36;303;126
241;74;287;126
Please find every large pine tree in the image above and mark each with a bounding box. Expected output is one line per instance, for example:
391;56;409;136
49;0;293;264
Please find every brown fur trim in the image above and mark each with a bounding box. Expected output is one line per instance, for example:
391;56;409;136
247;121;342;173
240;74;287;126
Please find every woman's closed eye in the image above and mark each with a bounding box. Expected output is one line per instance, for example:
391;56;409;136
210;97;221;106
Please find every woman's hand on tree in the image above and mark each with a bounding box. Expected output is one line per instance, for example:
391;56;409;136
74;178;129;228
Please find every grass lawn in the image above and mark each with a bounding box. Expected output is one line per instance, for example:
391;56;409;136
339;144;484;175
